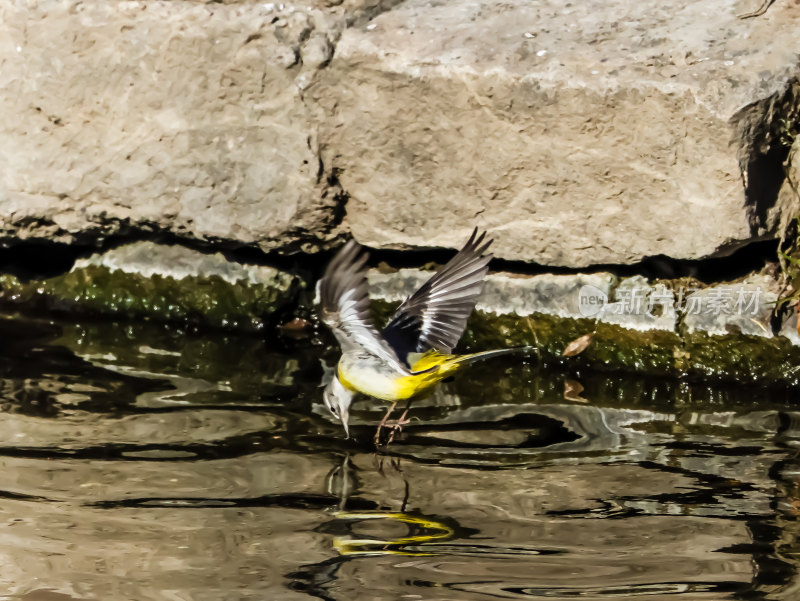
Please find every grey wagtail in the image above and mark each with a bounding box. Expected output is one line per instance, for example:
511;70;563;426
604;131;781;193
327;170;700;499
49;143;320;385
320;228;527;440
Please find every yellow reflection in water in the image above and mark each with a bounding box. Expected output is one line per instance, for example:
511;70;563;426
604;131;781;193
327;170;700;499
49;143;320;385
332;511;455;556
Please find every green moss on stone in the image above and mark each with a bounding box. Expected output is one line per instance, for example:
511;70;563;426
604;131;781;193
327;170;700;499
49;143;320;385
0;265;299;332
373;299;800;386
1;264;798;386
681;331;800;385
464;311;680;374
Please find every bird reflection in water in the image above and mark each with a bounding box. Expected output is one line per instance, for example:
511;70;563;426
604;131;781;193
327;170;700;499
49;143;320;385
324;454;458;557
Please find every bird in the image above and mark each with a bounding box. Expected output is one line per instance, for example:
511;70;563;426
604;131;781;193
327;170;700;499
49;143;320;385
319;228;527;443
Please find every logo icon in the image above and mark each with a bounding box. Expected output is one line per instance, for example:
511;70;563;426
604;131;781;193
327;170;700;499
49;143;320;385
577;284;607;317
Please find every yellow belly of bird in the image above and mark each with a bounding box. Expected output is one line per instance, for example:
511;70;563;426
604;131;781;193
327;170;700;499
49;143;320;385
337;351;461;402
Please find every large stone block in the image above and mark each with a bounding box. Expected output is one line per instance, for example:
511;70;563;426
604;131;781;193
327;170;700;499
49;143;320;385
0;1;345;251
310;0;800;266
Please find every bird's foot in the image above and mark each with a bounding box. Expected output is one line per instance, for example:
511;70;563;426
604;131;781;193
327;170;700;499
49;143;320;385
385;410;411;445
375;410;411;447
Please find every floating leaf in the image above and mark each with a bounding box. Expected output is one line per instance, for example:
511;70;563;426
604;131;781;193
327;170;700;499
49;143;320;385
562;333;594;357
564;379;588;403
279;317;313;339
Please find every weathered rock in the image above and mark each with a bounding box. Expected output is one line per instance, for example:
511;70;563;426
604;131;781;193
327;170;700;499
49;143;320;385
371;269;613;318
682;273;777;337
0;1;348;252
0;242;300;330
370;269;677;333
2;0;798;267
310;0;800;266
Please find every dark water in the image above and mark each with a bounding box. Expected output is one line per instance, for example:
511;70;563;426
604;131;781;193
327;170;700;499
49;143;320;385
1;312;800;600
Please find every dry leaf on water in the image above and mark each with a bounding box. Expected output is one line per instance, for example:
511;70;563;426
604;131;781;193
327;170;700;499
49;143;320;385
564;379;588;403
278;317;313;339
562;333;594;357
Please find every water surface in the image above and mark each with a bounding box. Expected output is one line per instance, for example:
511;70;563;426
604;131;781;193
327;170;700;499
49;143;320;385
0;313;798;600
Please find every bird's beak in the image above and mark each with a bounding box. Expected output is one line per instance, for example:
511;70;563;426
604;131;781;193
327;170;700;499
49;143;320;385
341;407;350;438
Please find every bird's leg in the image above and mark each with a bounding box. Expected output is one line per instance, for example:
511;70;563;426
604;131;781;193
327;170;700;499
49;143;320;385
385;399;413;445
374;401;398;445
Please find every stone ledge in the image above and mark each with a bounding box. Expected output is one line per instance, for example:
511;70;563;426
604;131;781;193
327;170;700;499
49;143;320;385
369;268;792;340
0;242;300;331
369;267;800;385
0;240;798;385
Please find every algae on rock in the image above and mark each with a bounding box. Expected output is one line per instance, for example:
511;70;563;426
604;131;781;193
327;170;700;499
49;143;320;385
0;240;798;387
0;242;301;332
369;268;800;387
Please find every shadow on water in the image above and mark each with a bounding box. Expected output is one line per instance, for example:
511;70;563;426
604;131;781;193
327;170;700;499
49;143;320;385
0;312;799;599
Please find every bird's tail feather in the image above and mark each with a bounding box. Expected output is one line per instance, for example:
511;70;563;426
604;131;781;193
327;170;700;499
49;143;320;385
448;346;533;367
407;346;532;375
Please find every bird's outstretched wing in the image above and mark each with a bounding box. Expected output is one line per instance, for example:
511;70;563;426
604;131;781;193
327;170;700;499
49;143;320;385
319;240;412;375
382;228;493;358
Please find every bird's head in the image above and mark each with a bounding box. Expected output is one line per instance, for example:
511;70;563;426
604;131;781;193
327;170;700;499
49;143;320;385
323;373;354;437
